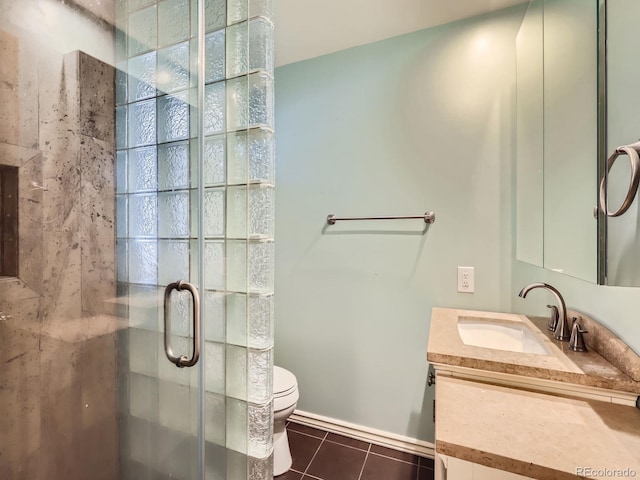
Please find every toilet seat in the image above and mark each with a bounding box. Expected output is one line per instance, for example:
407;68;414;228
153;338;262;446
274;366;299;412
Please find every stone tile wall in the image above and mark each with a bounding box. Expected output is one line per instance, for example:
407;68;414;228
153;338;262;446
0;28;118;479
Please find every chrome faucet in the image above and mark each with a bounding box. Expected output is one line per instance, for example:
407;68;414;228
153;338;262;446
518;283;571;341
545;304;559;332
568;317;588;352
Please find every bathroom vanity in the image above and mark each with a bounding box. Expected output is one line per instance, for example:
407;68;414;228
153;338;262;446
427;308;640;479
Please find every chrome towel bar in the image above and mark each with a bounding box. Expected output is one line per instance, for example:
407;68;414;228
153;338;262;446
327;212;436;225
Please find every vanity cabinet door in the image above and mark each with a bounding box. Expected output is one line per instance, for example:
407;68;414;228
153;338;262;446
440;455;535;480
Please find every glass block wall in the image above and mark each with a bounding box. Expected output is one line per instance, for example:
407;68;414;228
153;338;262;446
115;0;275;478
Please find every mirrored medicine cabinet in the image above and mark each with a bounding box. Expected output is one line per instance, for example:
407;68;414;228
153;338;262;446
516;0;640;286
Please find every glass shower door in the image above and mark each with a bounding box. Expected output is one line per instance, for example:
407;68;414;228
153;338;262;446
0;0;273;477
116;0;275;479
115;0;204;477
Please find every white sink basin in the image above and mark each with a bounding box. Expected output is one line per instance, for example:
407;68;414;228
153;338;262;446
457;317;550;355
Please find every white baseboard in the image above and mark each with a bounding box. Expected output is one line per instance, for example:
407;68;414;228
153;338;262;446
290;410;435;459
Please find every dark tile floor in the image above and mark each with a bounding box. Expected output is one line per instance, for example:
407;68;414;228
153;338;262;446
278;422;434;480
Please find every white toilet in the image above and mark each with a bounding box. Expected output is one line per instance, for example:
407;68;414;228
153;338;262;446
273;366;299;476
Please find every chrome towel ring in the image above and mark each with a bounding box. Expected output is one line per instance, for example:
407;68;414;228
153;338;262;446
599;140;640;217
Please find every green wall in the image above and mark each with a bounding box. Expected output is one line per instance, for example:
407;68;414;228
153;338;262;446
275;0;640;449
274;7;525;443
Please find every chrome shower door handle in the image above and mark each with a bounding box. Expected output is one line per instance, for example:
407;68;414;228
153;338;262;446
163;280;201;368
599;141;640;217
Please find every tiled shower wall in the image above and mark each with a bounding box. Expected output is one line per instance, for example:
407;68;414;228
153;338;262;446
0;24;118;480
115;0;276;478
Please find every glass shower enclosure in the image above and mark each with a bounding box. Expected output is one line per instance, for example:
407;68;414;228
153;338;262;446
0;0;275;478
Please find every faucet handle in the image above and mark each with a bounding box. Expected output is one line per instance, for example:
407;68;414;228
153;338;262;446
569;317;588;352
546;305;559;332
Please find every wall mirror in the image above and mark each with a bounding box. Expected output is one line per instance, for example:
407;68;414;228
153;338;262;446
516;0;599;283
601;0;640;286
516;0;640;286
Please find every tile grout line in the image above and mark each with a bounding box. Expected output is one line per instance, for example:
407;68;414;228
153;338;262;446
416;462;436;480
356;443;372;480
367;450;422;466
288;429;327;442
302;431;328;477
419;456;436;470
301;473;323;480
290;424;432;466
288;424;434;479
323;438;370;453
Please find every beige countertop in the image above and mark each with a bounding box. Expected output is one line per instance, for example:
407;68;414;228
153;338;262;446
429;307;640;479
436;376;640;479
427;307;640;394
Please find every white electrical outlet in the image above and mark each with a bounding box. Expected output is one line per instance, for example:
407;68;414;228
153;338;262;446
457;266;474;293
